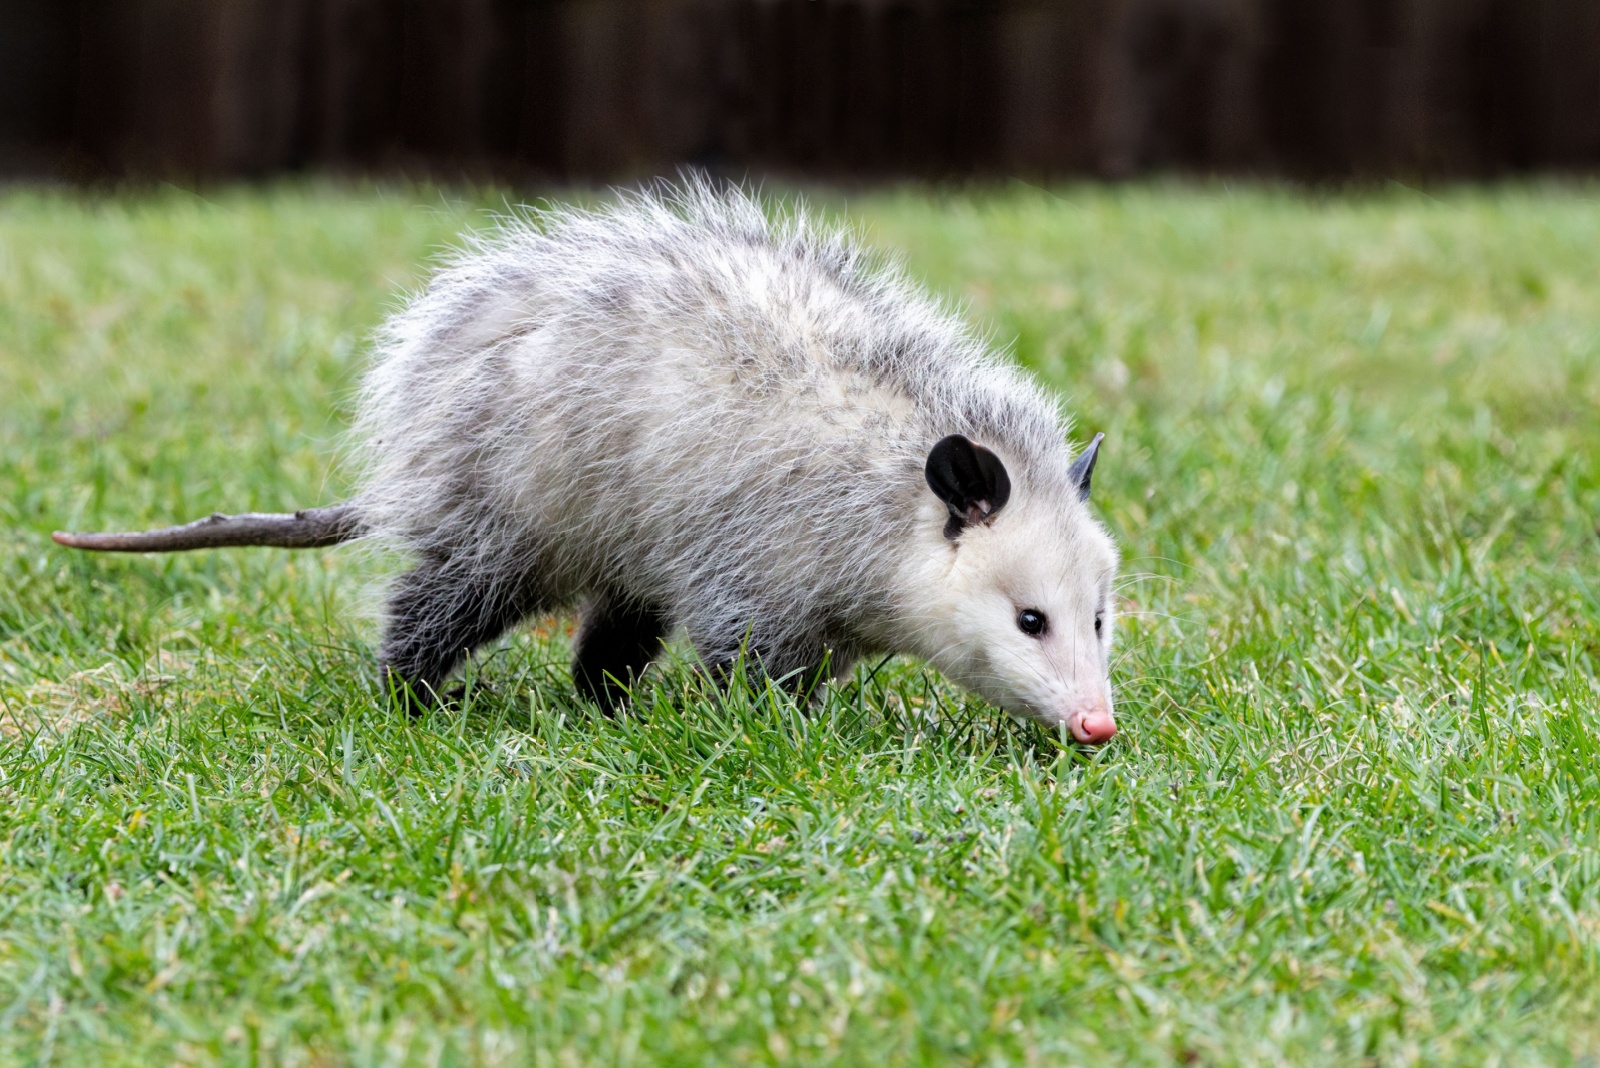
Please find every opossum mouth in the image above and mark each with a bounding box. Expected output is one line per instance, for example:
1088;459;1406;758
956;670;1116;743
1003;701;1116;745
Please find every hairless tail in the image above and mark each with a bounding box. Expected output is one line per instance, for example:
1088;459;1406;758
53;504;365;552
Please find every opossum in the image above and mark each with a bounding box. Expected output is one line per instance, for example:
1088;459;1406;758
54;181;1121;744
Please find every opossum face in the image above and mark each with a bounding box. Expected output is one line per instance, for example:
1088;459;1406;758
916;435;1119;744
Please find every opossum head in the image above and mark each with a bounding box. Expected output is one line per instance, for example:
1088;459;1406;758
908;433;1119;744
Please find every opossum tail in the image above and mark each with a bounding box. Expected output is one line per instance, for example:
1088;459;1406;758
53;504;365;553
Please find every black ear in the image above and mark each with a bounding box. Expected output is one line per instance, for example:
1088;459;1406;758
1068;432;1104;502
925;435;1011;537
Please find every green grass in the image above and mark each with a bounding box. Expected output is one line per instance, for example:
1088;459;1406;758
1;179;1598;1066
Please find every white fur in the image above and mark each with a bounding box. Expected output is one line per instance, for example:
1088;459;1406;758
355;179;1119;734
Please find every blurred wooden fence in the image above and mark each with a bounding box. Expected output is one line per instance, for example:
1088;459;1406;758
2;0;1598;182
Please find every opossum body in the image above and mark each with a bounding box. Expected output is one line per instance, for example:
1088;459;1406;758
56;182;1121;744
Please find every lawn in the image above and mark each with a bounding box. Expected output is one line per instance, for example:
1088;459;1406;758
1;179;1598;1066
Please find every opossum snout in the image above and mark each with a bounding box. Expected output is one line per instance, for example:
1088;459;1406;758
1070;704;1117;745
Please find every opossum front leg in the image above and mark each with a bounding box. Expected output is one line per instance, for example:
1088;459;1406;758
378;558;544;710
571;595;670;714
691;630;840;704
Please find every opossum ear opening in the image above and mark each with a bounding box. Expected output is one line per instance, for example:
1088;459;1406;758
925;435;1011;537
1068;432;1104;502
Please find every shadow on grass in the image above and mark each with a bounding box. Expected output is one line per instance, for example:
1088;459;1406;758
430;635;1113;789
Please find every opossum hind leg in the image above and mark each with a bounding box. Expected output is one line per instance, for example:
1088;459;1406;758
379;558;544;711
572;595;670;714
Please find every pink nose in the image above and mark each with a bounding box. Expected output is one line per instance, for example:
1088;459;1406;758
1071;708;1117;745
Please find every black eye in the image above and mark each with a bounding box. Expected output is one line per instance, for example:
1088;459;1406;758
1017;609;1047;637
1094;612;1104;635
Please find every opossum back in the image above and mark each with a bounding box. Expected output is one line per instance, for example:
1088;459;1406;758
354;183;1070;587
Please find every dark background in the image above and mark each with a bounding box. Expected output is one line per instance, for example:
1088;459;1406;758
3;0;1599;185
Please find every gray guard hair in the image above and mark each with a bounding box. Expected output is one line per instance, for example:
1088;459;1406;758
355;178;1094;683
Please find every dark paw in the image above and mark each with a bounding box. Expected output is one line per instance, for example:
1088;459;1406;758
574;679;627;718
380;665;445;717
